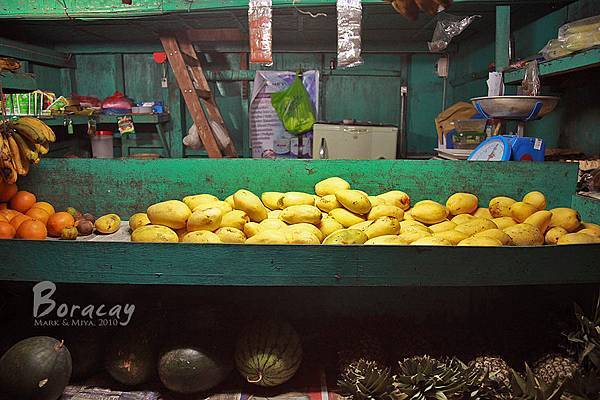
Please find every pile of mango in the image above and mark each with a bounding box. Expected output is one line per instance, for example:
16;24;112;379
128;177;599;245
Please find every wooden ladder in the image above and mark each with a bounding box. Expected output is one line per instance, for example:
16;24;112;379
160;31;238;158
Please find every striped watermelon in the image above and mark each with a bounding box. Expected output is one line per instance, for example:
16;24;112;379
235;319;302;387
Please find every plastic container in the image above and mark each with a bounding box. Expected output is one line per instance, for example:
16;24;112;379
91;130;114;158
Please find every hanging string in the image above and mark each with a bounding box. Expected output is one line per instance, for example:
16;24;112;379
55;0;73;19
293;0;327;18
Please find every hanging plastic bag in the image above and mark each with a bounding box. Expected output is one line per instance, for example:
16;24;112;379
249;0;273;65
428;13;480;52
271;73;317;135
337;0;363;68
521;61;540;96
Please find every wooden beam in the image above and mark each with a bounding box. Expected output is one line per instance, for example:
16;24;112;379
0;38;76;68
185;29;246;42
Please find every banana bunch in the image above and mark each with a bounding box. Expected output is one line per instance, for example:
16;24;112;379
386;0;452;20
0;117;56;184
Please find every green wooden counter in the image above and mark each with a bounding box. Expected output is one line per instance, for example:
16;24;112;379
1;159;598;287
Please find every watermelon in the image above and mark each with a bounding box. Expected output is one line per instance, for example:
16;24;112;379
235;319;303;387
159;344;232;393
105;331;156;386
0;336;72;400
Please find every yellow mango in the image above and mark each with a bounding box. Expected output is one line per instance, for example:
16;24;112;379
95;214;122;234
510;201;538;223
404;209;414;220
285;230;320;244
192;200;233;215
187;207;223;232
489;196;517;218
131;225;178;243
397;230;431;244
183;194;220;211
523;210;553;234
335;189;372;214
376;190;411;210
316;194;342;213
243;222;260;238
349;220;374;231
400;220;430;232
318;216;344;237
428;220;457;234
411;236;452;246
503;223;544;246
224;195;235;208
233;189;268;222
446;192;478;215
280;205;322;225
147;200;191;229
545;226;568;245
129;213;151;231
474;229;512;246
581;222;600;233
472;208;493;220
215;227;246;244
578;228;600;240
411;200;448;225
492;216;518;230
522;191;547;211
314;177;351;196
329;208;366;227
279;192;315;208
245;229;288;244
220;210;249;231
451;214;475;225
267;210;282;219
557;232;598;245
364;216;401;239
323;229;368;245
549;208;582;232
455;218;497;236
181;230;222;243
258;218;287;231
457;236;503;246
285;223;324;242
367;205;405;221
175;228;188;241
261;192;284;210
365;235;407;245
368;196;384;208
432;230;469;245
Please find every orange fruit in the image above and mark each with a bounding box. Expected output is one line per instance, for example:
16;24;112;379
0;214;7;224
0;182;18;202
0;209;21;222
0;203;7;210
31;201;55;216
10;214;32;231
16;219;47;240
26;207;50;224
9;191;37;214
47;211;75;237
0;221;16;239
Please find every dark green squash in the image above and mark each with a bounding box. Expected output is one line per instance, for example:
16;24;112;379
158;344;232;394
105;332;156;386
0;336;72;400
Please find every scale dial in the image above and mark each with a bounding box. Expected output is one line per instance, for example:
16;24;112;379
468;136;511;161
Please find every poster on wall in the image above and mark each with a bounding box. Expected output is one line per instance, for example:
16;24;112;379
249;70;319;158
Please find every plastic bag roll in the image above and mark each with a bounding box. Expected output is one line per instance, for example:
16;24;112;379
249;0;273;65
337;0;363;68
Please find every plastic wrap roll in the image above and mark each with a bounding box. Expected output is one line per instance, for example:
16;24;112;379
249;0;273;65
337;0;363;68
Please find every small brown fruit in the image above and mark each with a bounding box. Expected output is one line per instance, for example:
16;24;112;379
75;219;94;236
61;226;78;240
83;213;96;223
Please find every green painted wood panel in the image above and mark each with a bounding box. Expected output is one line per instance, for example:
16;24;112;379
572;195;600;224
0;240;598;286
30;64;64;95
74;54;121;99
123;53;163;103
17;159;578;218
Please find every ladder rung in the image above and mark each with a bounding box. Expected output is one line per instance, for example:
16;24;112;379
180;88;211;100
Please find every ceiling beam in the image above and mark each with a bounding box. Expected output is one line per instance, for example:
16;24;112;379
0;38;75;68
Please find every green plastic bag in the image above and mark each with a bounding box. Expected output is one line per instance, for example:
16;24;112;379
271;73;316;135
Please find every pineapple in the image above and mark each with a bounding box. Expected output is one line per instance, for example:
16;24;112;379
533;353;578;385
338;359;399;400
568;295;600;371
470;355;512;388
508;363;565;400
393;356;473;400
563;368;600;400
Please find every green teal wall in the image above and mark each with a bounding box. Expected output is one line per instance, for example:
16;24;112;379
57;50;443;157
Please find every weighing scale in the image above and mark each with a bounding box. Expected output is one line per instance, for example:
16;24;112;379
467;96;559;162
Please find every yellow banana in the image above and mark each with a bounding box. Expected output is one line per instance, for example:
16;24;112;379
35;142;49;155
19;117;56;142
13;133;40;163
7;135;27;176
13;120;47;144
0;134;17;184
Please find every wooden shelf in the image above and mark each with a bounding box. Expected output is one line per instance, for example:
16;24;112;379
1;240;599;286
0;72;37;92
504;48;600;84
42;113;170;126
